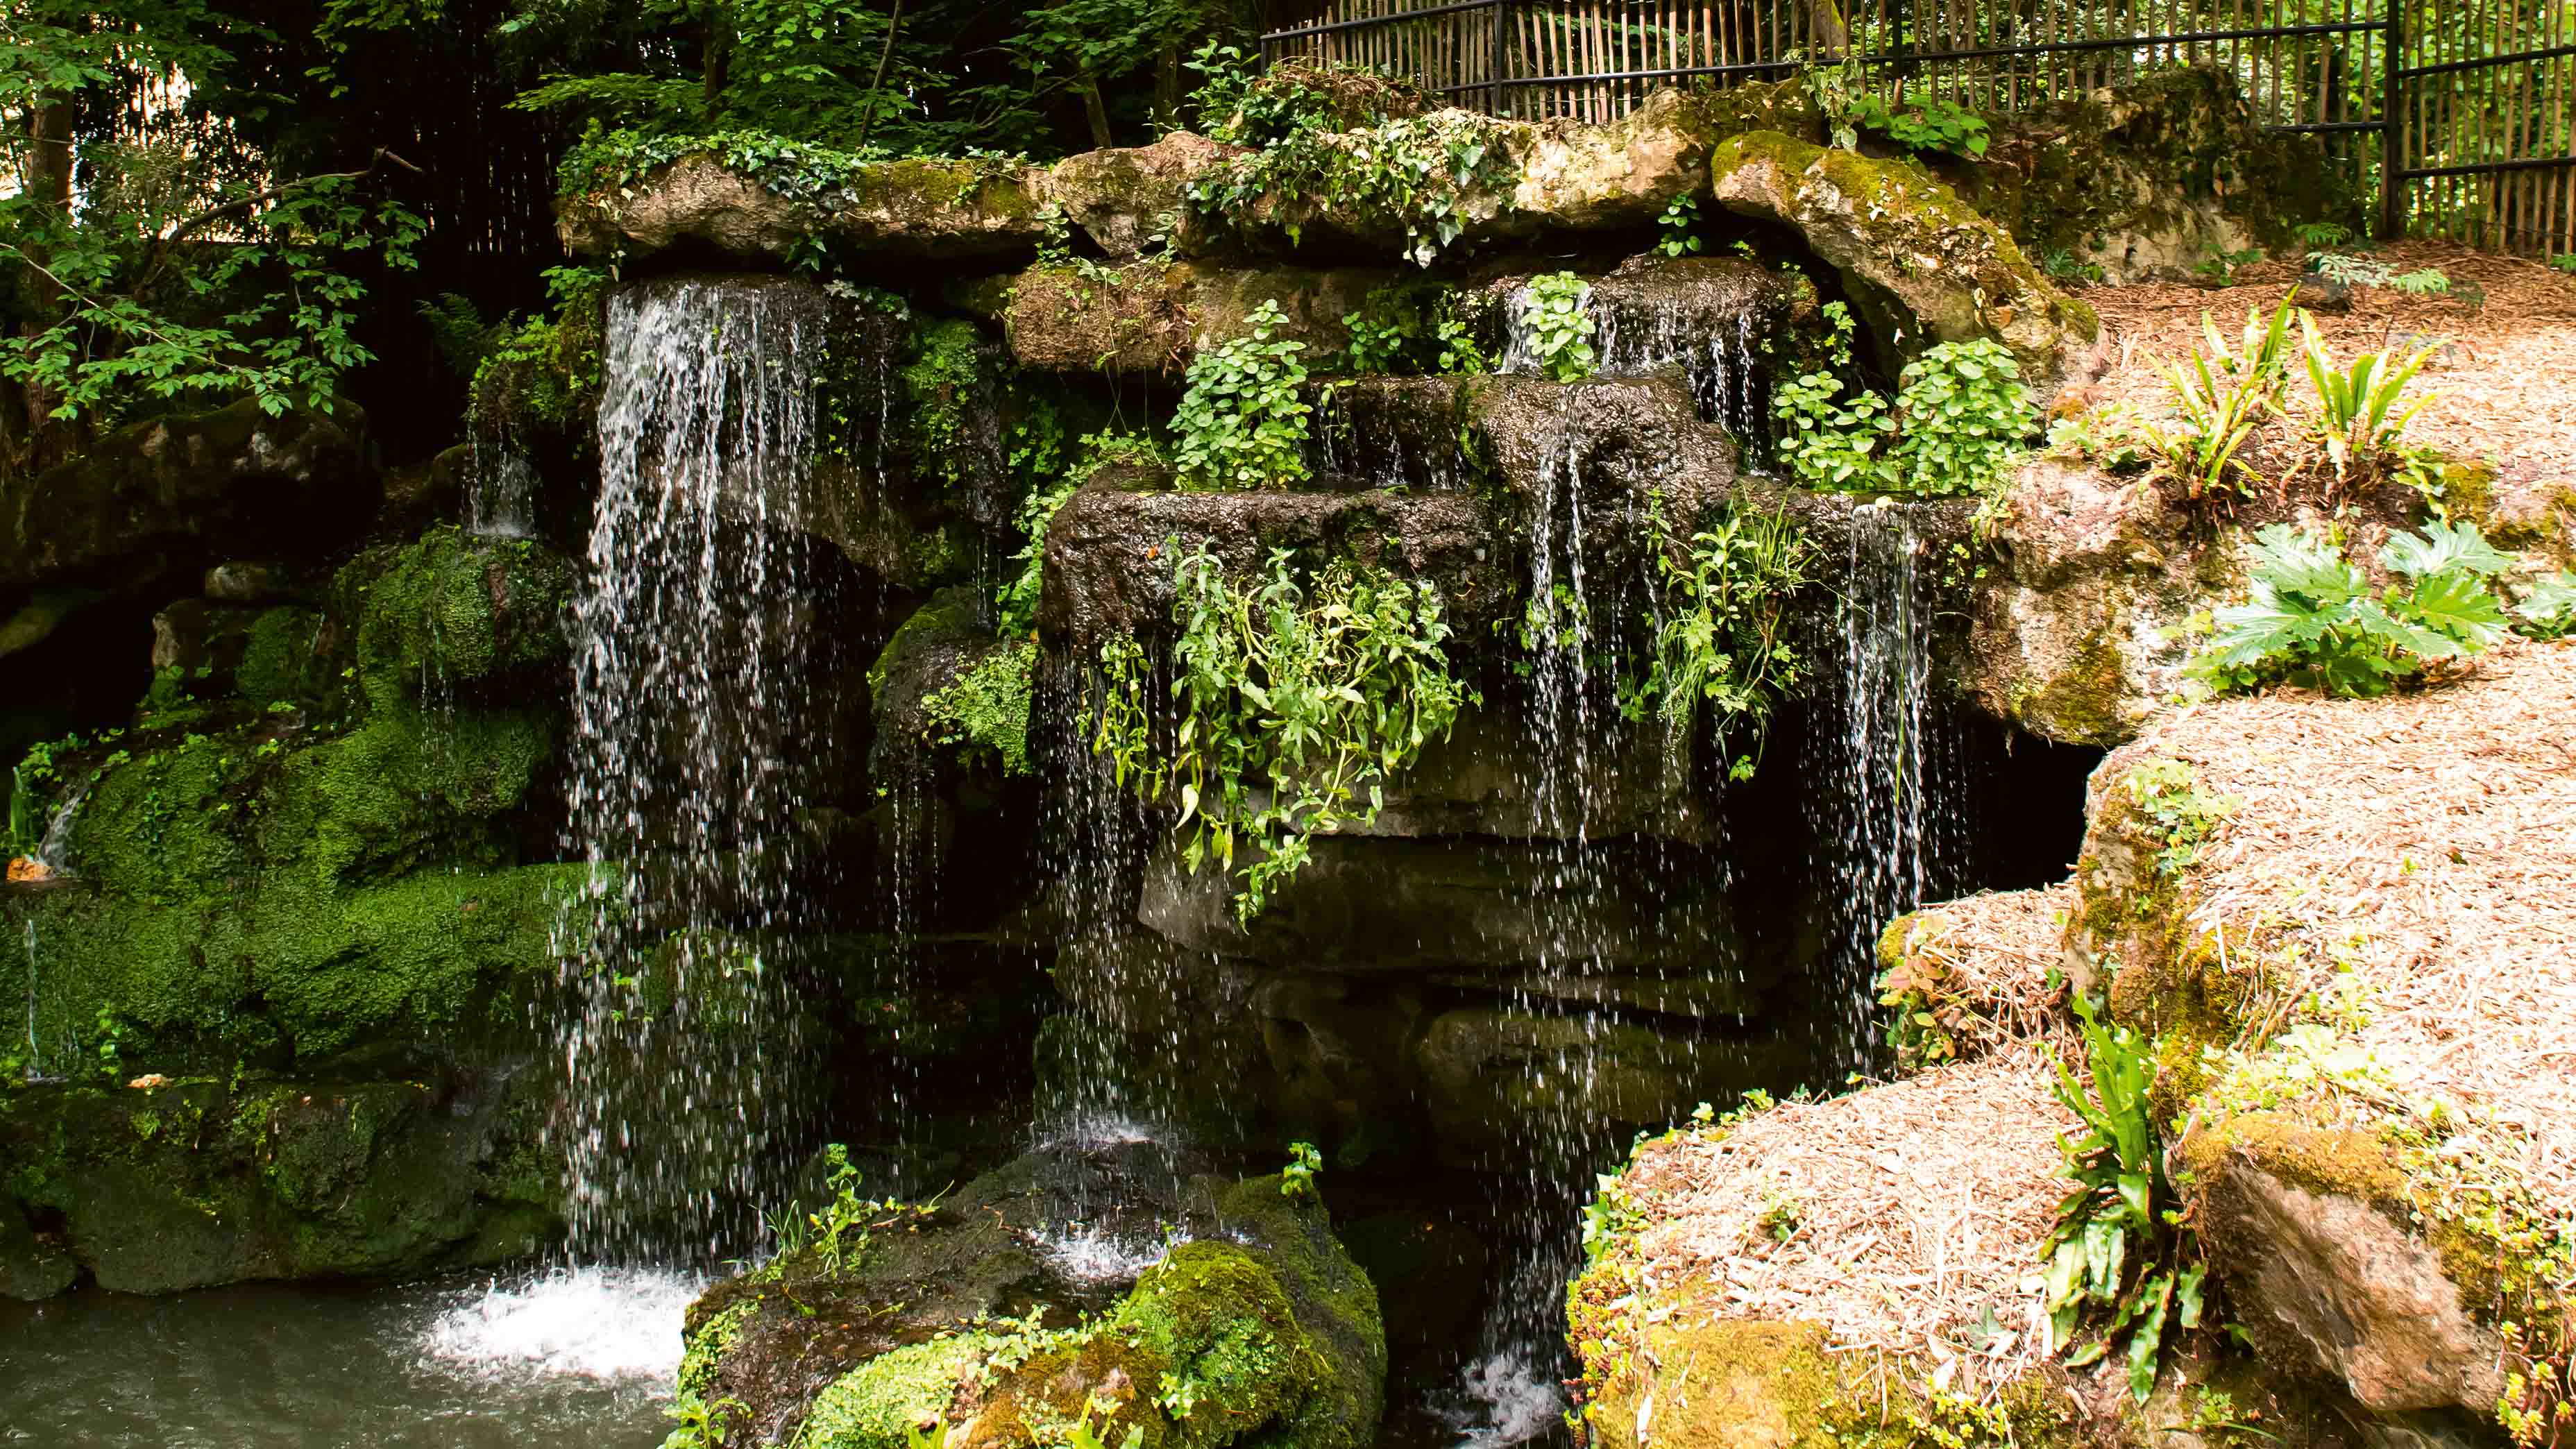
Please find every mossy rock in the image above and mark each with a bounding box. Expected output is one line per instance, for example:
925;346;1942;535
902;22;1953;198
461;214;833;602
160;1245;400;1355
560;152;1046;266
0;1069;554;1295
668;1158;1384;1449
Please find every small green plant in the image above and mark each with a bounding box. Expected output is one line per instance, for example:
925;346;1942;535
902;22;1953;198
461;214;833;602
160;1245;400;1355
1622;496;1814;779
1522;271;1597;383
1067;1403;1144;1449
904;1421;953;1449
1770;305;2033;496
2133;296;2298;499
2308;251;2452;296
2044;992;2205;1404
1173;300;1315;491
663;1391;747;1449
1846;88;1990;158
2293;221;2353;249
922;642;1037;776
1579;1171;1645;1266
1188;109;1516;266
2511;571;2576;639
1756;1194;1802;1244
1655;194;1703;256
2121;758;2238;878
1280;1140;1323;1198
1092;543;1473;920
2193;246;2266;286
809;1142;871;1275
1337;282;1486;376
2038;246;2104;285
2298;314;2436;489
2187;519;2513;697
2551;253;2576;276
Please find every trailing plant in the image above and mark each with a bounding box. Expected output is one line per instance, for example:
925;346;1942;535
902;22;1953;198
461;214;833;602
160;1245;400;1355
1090;542;1473;920
2512;571;2576;640
2131;296;2298;500
1655;194;1704;256
1187;111;1516;266
1770;305;2033;496
1847;88;1991;158
2187;519;2513;697
2298;314;2436;490
1173;300;1315;490
1279;1141;1323;1198
1622;495;1815;779
1520;271;1598;383
1184;43;1404;148
923;643;1037;776
1338;282;1487;376
2121;758;2237;878
2044;992;2205;1404
901;317;985;489
808;1142;870;1274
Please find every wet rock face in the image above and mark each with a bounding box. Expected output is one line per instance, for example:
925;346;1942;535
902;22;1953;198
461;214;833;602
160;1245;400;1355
1708;131;2102;398
672;1149;1385;1449
968;260;1396;378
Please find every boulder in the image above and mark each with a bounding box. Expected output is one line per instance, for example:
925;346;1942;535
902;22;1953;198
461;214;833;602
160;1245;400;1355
560;153;1048;266
668;1149;1386;1449
0;398;375;606
958;260;1398;377
1707;132;2102;396
1044;133;1234;259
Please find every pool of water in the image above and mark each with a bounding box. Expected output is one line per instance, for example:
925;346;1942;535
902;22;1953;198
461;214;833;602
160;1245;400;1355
0;1267;690;1448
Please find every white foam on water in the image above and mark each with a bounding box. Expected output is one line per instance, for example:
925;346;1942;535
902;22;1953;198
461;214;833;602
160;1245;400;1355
1037;1113;1163;1153
416;1266;702;1383
1037;1224;1183;1286
1439;1353;1564;1447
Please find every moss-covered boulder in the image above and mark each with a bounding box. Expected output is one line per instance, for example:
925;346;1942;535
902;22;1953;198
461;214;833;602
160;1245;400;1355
0;1069;554;1296
1708;132;2101;396
955;260;1399;378
0;525;584;1295
1044;133;1234;260
666;1151;1385;1449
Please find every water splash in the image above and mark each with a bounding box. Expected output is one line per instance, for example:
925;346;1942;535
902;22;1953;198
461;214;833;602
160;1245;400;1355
554;277;856;1263
1593;303;1768;442
33;786;85;875
466;446;539;541
418;1266;702;1382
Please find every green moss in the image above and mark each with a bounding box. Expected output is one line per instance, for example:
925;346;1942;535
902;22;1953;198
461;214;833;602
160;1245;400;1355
901;319;988;491
2019;627;2133;747
797;1335;988;1448
237;607;327;706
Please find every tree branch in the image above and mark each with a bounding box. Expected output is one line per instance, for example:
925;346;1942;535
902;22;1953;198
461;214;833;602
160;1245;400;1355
137;148;423;291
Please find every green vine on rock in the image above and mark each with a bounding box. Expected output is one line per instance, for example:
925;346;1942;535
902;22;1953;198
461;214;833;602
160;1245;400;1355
1173;300;1315;491
1520;271;1597;383
1620;494;1814;780
1772;302;2034;496
1090;541;1473;921
1186;111;1518;266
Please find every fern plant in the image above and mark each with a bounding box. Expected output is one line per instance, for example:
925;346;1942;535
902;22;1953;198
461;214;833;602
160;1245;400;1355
1173;300;1315;490
2188;519;2513;697
2044;992;2205;1404
1092;543;1473;920
2133;296;2296;499
2299;314;2437;488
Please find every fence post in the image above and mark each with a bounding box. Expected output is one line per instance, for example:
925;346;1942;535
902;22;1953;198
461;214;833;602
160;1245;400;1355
1489;0;1511;117
2379;4;2405;241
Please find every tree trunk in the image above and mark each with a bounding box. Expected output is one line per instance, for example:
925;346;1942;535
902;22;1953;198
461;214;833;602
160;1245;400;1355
1079;72;1115;151
1808;0;1850;60
16;97;76;471
1154;44;1183;132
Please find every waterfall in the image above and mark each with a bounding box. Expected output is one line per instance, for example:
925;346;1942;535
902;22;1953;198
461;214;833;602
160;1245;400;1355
466;445;539;541
552;278;844;1264
1593;303;1768;443
1808;498;1965;1060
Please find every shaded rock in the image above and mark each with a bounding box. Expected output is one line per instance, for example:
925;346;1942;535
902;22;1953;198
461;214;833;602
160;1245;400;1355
963;260;1398;377
560;153;1048;266
1950;66;2356;285
203;561;306;604
0;398;375;605
1044;132;1232;259
1415;1011;1808;1164
0;1069;554;1296
1708;131;2102;396
149;599;325;702
0;1205;78;1300
0;587;101;664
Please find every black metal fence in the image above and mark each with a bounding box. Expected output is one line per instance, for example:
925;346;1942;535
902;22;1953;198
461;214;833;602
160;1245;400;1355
1258;0;2576;257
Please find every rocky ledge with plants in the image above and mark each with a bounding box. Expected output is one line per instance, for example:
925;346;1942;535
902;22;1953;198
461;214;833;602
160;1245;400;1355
1569;625;2576;1446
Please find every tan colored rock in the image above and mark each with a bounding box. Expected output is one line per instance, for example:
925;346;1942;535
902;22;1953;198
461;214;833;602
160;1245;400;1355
560;153;1047;264
961;260;1396;375
1510;87;1725;230
1707;132;2103;396
1042;132;1232;258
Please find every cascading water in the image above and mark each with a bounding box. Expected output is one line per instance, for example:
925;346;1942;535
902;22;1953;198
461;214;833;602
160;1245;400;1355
1806;498;1967;1058
552;277;842;1266
1593;303;1768;443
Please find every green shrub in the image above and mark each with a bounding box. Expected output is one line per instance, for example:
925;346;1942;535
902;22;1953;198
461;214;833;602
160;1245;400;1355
2044;992;2205;1404
1621;495;1813;779
1187;110;1516;266
2188;519;2513;697
1847;89;1990;158
2298;312;2437;491
1337;282;1486;377
1173;300;1314;491
1521;271;1597;384
1654;194;1703;257
2130;296;2296;500
2513;571;2576;640
922;642;1037;776
1091;542;1473;920
1771;303;2033;495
